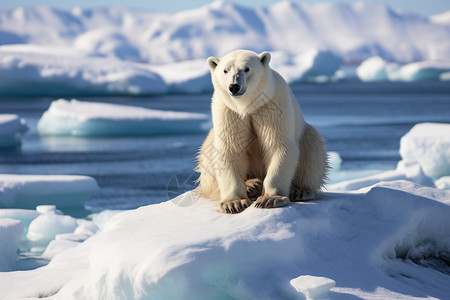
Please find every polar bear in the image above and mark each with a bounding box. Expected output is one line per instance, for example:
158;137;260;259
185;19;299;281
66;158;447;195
196;50;328;214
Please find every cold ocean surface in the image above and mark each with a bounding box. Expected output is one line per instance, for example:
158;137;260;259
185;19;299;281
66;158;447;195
1;81;449;214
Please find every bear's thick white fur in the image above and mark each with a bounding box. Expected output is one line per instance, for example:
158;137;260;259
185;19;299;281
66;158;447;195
196;50;327;213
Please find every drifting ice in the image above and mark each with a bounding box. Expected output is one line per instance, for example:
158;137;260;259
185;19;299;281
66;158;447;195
37;99;210;136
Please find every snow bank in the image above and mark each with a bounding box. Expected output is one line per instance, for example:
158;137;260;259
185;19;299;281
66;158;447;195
270;50;342;83
2;181;449;299
0;218;23;271
400;123;450;178
0;44;167;96
357;56;450;82
327;160;434;192
0;114;28;149
37;99;209;136
0;174;98;212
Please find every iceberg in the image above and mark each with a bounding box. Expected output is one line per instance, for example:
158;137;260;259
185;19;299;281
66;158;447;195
270;50;342;83
0;114;28;149
37;99;210;136
356;56;450;82
0;174;98;214
1;181;449;299
0;218;23;271
0;44;168;96
399;123;450;179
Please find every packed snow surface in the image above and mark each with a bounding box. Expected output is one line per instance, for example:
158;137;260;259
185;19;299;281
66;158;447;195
0;174;98;211
400;123;450;179
1;181;449;299
0;114;28;148
1;2;449;64
37;99;209;136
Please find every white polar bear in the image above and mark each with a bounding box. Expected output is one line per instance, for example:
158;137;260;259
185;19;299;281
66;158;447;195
196;50;328;214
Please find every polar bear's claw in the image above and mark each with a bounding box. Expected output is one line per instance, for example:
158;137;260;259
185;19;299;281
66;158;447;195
218;198;252;214
254;195;289;208
289;189;315;202
245;178;263;201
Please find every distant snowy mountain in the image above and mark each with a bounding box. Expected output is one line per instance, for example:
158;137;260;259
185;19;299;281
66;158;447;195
1;1;449;64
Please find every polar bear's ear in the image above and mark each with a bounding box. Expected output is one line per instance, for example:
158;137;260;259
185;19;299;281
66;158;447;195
207;57;220;71
259;51;271;66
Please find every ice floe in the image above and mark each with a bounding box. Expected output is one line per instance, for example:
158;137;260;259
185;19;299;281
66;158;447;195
0;174;98;213
357;56;450;82
37;99;210;136
0;114;28;149
0;218;23;271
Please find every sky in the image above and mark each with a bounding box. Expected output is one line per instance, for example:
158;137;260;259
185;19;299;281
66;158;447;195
0;0;449;16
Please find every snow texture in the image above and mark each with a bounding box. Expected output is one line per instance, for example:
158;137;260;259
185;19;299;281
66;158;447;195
400;123;450;179
0;218;23;271
37;99;210;136
0;114;28;148
1;181;449;299
0;174;98;211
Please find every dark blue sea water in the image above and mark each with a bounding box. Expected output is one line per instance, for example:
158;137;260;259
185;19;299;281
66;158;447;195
1;81;449;214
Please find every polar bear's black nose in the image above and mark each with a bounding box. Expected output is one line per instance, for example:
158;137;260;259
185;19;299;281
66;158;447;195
228;84;241;95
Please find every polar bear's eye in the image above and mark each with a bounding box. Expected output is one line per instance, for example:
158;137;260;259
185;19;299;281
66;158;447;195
223;70;228;74
244;67;250;72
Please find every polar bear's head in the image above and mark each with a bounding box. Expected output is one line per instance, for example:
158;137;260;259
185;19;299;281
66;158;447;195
207;50;271;100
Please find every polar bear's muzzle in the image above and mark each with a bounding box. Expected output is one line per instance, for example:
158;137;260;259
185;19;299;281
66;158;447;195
228;71;247;97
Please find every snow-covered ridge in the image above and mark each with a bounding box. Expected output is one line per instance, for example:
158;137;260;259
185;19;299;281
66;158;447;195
1;1;449;64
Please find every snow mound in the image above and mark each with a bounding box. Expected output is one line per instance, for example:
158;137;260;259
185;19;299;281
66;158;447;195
0;114;28;149
2;181;450;299
0;44;167;96
327;160;434;192
37;99;209;137
270;50;341;83
0;218;23;271
357;56;450;82
0;174;98;213
400;123;450;178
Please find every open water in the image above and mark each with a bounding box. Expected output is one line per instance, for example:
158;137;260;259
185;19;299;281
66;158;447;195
1;81;449;214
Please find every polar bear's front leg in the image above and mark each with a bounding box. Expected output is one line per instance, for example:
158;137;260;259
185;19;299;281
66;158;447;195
215;150;252;214
255;143;299;208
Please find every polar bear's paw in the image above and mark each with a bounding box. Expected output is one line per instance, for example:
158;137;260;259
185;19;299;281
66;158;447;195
289;189;316;202
245;178;263;201
254;194;289;208
218;198;253;214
